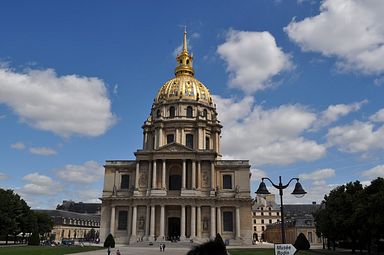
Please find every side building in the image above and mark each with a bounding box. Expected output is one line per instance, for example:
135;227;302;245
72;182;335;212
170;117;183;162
251;194;280;243
100;31;253;245
263;202;321;245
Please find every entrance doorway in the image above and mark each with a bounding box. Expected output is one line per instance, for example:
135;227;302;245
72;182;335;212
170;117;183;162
167;217;180;241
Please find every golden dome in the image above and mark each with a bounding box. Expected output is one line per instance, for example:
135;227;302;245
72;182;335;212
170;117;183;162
155;29;213;105
155;75;213;105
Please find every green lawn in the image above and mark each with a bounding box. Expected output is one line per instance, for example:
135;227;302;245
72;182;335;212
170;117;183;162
0;245;103;255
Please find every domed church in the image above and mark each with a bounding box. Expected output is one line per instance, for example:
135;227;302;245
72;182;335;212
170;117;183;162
100;31;252;245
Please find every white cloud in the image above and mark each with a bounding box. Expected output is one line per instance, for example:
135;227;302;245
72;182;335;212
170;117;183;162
362;165;384;178
250;169;267;181
215;95;326;166
21;172;60;196
76;189;102;203
314;100;367;128
285;0;384;74
56;161;104;184
327;121;384;153
0;172;8;180
29;147;57;156
23;172;54;186
11;142;26;150
299;168;335;181
217;30;292;93
370;108;384;122
0;66;116;137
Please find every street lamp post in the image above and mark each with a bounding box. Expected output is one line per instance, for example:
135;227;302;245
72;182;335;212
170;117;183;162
255;176;306;244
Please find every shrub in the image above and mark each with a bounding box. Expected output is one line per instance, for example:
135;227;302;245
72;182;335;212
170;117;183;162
103;234;115;248
28;232;40;246
294;233;310;250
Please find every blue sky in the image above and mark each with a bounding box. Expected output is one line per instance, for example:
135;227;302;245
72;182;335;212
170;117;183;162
1;0;384;208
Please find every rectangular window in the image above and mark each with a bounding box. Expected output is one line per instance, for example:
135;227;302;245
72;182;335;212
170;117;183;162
117;210;128;230
121;175;130;189
254;226;257;231
167;134;174;144
186;134;193;149
223;211;233;232
222;175;232;189
205;136;210;150
269;219;272;224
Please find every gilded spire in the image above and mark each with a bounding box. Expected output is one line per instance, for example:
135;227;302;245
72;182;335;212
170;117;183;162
175;28;194;76
182;26;188;53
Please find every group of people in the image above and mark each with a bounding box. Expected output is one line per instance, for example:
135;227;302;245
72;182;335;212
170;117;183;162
159;243;166;252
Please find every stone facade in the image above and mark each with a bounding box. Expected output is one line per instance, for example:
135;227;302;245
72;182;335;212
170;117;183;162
100;31;253;245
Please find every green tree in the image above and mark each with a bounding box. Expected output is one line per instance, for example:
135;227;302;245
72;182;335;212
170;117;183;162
315;178;384;254
103;233;115;248
294;233;310;250
0;189;31;244
34;211;53;237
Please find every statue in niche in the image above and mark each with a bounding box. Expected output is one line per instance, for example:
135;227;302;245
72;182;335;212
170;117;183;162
202;170;209;187
203;217;209;230
138;216;145;230
139;172;147;187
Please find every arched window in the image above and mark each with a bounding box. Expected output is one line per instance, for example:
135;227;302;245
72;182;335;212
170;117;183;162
186;106;193;118
169;106;175;118
156;109;161;118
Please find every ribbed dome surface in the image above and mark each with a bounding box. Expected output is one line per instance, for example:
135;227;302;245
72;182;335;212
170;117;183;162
155;75;213;105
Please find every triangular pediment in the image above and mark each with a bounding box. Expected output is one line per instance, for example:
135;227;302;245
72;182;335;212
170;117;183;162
156;142;194;152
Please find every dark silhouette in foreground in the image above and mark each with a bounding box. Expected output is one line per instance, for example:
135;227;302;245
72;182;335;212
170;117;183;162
187;234;227;255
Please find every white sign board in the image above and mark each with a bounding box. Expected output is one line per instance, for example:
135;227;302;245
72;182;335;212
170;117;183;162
274;244;297;255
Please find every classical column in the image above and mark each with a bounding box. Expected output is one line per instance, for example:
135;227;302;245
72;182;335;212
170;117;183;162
135;161;140;189
191;206;196;238
150;206;155;240
192;160;196;189
127;206;132;236
210;206;216;238
182;160;186;189
147;161;152;190
236;207;241;239
152;160;157;189
196;206;201;238
132;206;137;237
180;205;186;239
145;205;150;240
197;161;201;189
160;205;165;240
162;160;166;189
211;161;215;189
159;128;163;147
110;206;115;236
217;207;222;234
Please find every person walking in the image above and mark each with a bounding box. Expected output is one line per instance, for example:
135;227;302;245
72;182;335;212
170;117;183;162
107;246;111;255
162;243;166;252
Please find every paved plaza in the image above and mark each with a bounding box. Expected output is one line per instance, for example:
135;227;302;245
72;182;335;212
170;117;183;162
70;243;275;255
71;246;191;255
